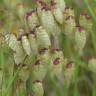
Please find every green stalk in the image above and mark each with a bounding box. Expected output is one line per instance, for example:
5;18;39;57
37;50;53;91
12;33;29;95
0;45;3;96
93;0;96;3
92;75;96;96
90;30;96;54
73;55;81;96
48;73;62;96
63;80;69;96
3;67;20;96
0;44;13;96
1;46;14;96
84;0;96;54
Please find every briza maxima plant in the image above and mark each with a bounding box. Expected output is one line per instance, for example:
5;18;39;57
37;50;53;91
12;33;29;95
0;0;95;96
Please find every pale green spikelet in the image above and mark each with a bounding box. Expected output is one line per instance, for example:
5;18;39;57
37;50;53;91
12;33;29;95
19;29;31;55
35;26;51;49
32;81;44;96
5;34;20;52
52;49;64;61
21;35;31;55
51;0;64;24
14;39;26;65
5;33;26;65
79;13;93;34
64;61;75;87
75;26;86;55
39;48;51;71
32;59;47;82
64;16;76;39
51;49;64;79
52;7;63;24
26;10;39;30
79;13;88;28
18;64;29;82
35;0;43;19
88;58;96;73
64;7;75;19
41;3;61;35
40;5;60;35
13;50;26;65
23;54;35;65
53;0;65;12
28;32;38;55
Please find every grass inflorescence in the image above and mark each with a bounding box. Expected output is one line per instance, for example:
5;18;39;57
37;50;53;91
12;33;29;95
0;0;96;96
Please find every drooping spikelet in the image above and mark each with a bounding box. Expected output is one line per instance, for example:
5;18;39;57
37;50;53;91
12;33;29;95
39;48;51;71
79;13;93;34
51;0;63;24
64;16;76;39
32;81;44;96
88;58;96;73
5;34;20;52
64;7;75;19
21;35;31;56
19;29;31;55
13;49;26;65
40;4;60;35
51;49;64;79
28;31;38;55
75;26;86;54
18;64;29;82
53;0;65;12
5;33;26;65
32;59;47;82
35;26;51;50
26;9;39;30
35;0;44;19
64;61;75;87
36;0;61;35
79;13;88;28
23;54;35;66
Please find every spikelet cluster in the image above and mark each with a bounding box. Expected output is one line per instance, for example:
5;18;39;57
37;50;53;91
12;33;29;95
2;0;94;95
